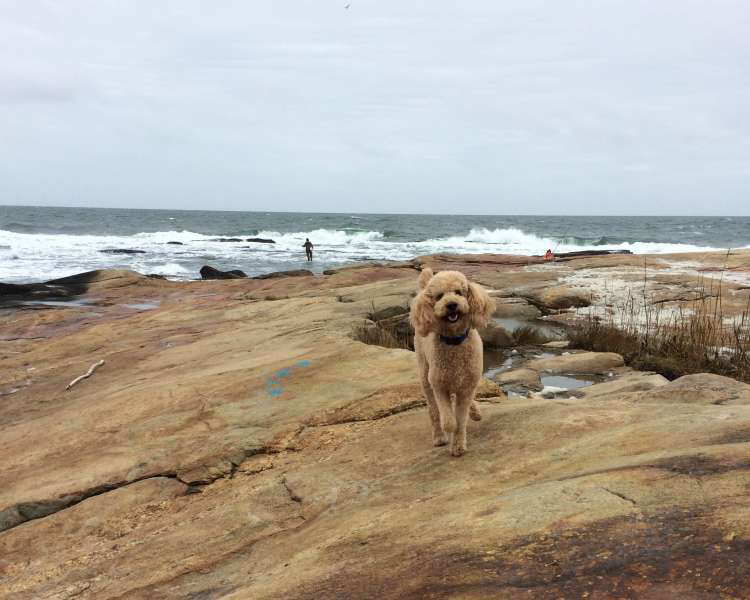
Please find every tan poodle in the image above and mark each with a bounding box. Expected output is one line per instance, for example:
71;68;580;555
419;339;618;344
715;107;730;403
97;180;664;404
409;268;495;456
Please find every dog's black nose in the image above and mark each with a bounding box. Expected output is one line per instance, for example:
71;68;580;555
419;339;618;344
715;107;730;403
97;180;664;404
446;302;458;311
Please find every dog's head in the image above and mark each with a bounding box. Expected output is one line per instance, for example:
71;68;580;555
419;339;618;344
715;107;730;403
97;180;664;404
409;268;495;337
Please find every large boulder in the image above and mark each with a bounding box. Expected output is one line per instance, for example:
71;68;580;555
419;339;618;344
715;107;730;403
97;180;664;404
526;351;624;374
493;367;543;392
574;370;669;398
478;323;513;348
530;286;592;310
629;373;750;405
491;296;542;319
199;266;248;280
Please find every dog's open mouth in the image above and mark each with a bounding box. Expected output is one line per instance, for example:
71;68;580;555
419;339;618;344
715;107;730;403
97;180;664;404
445;312;460;323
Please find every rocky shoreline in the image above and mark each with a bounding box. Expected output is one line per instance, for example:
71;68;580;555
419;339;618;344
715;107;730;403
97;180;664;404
2;249;750;598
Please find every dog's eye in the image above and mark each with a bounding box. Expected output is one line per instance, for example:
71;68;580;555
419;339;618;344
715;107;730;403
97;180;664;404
455;289;462;296
435;293;443;301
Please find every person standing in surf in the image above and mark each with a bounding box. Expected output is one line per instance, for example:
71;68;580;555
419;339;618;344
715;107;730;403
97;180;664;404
303;238;314;261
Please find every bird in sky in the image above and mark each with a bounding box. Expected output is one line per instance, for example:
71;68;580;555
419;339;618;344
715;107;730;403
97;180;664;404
344;3;350;9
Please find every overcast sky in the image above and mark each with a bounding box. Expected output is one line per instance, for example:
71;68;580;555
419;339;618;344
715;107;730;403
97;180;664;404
1;0;748;215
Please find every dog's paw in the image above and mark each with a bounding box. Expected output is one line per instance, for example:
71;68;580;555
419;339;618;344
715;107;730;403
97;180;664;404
450;441;466;457
433;433;449;447
469;402;482;421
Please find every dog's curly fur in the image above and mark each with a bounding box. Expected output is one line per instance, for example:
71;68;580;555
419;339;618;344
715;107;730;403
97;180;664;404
409;268;495;456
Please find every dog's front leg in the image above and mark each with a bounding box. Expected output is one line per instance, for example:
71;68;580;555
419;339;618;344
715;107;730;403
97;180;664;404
451;392;474;457
421;377;448;446
432;389;457;438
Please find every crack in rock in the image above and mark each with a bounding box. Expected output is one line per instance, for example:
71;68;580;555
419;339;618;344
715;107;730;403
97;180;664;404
281;476;303;504
601;486;638;506
0;472;188;534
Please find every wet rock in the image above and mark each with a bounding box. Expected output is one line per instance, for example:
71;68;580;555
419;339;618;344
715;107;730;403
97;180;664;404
245;238;275;244
1;270;152;304
210;238;243;242
478;323;513;348
554;249;632;258
147;274;167;280
526;351;625;374
493;367;543;392
100;248;147;255
199;266;248;280
0;281;75;303
166;241;184;245
253;270;314;280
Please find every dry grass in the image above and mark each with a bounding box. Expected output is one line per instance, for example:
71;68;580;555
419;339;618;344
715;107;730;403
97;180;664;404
352;301;415;351
570;257;750;383
352;320;414;351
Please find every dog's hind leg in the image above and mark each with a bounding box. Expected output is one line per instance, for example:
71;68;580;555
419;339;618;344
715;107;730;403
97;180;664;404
469;400;482;421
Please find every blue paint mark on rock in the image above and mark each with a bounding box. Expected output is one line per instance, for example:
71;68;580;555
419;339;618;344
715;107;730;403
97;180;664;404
266;359;312;398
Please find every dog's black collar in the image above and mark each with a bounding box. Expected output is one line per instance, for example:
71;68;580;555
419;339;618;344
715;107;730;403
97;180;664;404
439;329;470;346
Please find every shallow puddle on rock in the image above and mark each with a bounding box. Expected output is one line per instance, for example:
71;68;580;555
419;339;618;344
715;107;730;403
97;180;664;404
122;301;161;310
483;349;515;378
22;298;96;308
540;375;593;390
493;317;565;339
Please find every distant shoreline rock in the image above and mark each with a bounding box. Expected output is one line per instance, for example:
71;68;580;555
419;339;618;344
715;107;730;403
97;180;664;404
252;269;313;280
100;249;147;255
199;266;248;280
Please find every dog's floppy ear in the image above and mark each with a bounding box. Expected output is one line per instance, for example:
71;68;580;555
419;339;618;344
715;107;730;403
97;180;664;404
467;282;495;329
417;267;434;290
410;290;435;337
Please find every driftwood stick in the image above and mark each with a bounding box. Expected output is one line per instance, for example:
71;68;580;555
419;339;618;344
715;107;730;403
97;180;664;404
66;360;105;390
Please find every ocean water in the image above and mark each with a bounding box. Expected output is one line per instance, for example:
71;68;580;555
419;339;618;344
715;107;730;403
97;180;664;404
1;205;749;283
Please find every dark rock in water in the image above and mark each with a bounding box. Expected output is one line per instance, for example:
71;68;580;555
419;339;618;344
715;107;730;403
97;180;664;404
1;269;150;305
100;249;147;255
0;281;76;303
252;270;314;280
199;266;247;280
245;238;275;244
166;241;184;245
553;249;632;259
210;238;243;243
147;274;168;280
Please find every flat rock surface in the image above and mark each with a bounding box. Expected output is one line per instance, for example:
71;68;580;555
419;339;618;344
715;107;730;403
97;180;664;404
2;251;750;599
526;351;625;374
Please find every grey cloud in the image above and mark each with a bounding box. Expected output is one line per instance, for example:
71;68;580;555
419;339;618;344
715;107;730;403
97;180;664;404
0;0;748;214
